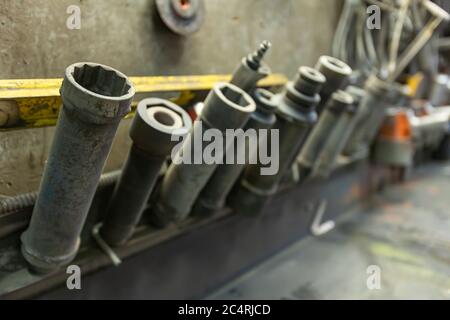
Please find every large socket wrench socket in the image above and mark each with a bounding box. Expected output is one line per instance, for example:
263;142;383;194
100;99;192;247
313;91;358;178
193;88;278;217
228;67;326;216
150;83;256;227
21;63;135;274
313;86;365;176
343;75;408;158
297;90;355;182
315;56;352;115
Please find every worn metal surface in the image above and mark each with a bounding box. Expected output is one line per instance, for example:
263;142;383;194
21;63;135;273
209;162;450;300
0;0;339;79
0;0;340;196
0;74;286;129
100;99;192;247
230;41;271;93
314;56;352;114
151;83;256;227
194;89;278;216
0;75;285;100
298;90;355;181
229;67;325;216
344;75;408;158
0;170;120;240
0;159;370;300
314;93;358;178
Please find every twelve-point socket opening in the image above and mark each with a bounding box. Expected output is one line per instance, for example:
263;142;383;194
72;64;132;98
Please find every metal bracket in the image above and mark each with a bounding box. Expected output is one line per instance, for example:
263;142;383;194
92;223;122;267
310;200;335;237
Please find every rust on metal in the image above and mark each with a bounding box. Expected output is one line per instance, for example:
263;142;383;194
0;74;288;129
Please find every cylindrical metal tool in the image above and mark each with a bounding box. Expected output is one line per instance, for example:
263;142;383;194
315;56;352;115
430;74;450;106
388;1;450;82
21;63;135;273
230;41;272;93
228;67;326;216
193;89;278;217
297;90;354;182
313;91;357;178
373;108;414;168
150;83;256;227
342;75;407;158
342;87;370;157
320;85;365;165
99;99;192;247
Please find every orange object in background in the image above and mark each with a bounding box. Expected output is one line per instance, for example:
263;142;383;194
379;110;412;141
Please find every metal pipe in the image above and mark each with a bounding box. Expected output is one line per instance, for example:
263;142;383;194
297;90;354;182
230;41;272;93
315;56;352;115
193;89;278;217
99;99;192;247
228;67;326;216
331;86;365;161
21;63;135;274
388;1;450;82
361;77;408;148
150;83;256;227
313;91;358;178
342;74;407;158
388;0;411;75
342;86;370;157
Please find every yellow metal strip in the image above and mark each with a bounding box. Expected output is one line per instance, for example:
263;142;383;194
0;74;287;99
405;73;424;98
0;74;287;129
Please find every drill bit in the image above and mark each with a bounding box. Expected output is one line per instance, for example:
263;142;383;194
247;40;272;70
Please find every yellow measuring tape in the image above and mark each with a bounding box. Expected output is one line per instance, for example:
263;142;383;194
0;74;288;129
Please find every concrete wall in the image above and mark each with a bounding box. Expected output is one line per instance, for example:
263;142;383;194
0;0;341;195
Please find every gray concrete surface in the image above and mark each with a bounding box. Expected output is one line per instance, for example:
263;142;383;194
0;0;340;196
208;162;450;300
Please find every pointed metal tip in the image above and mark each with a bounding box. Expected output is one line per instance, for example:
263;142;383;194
261;40;272;50
258;41;272;55
252;41;272;64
